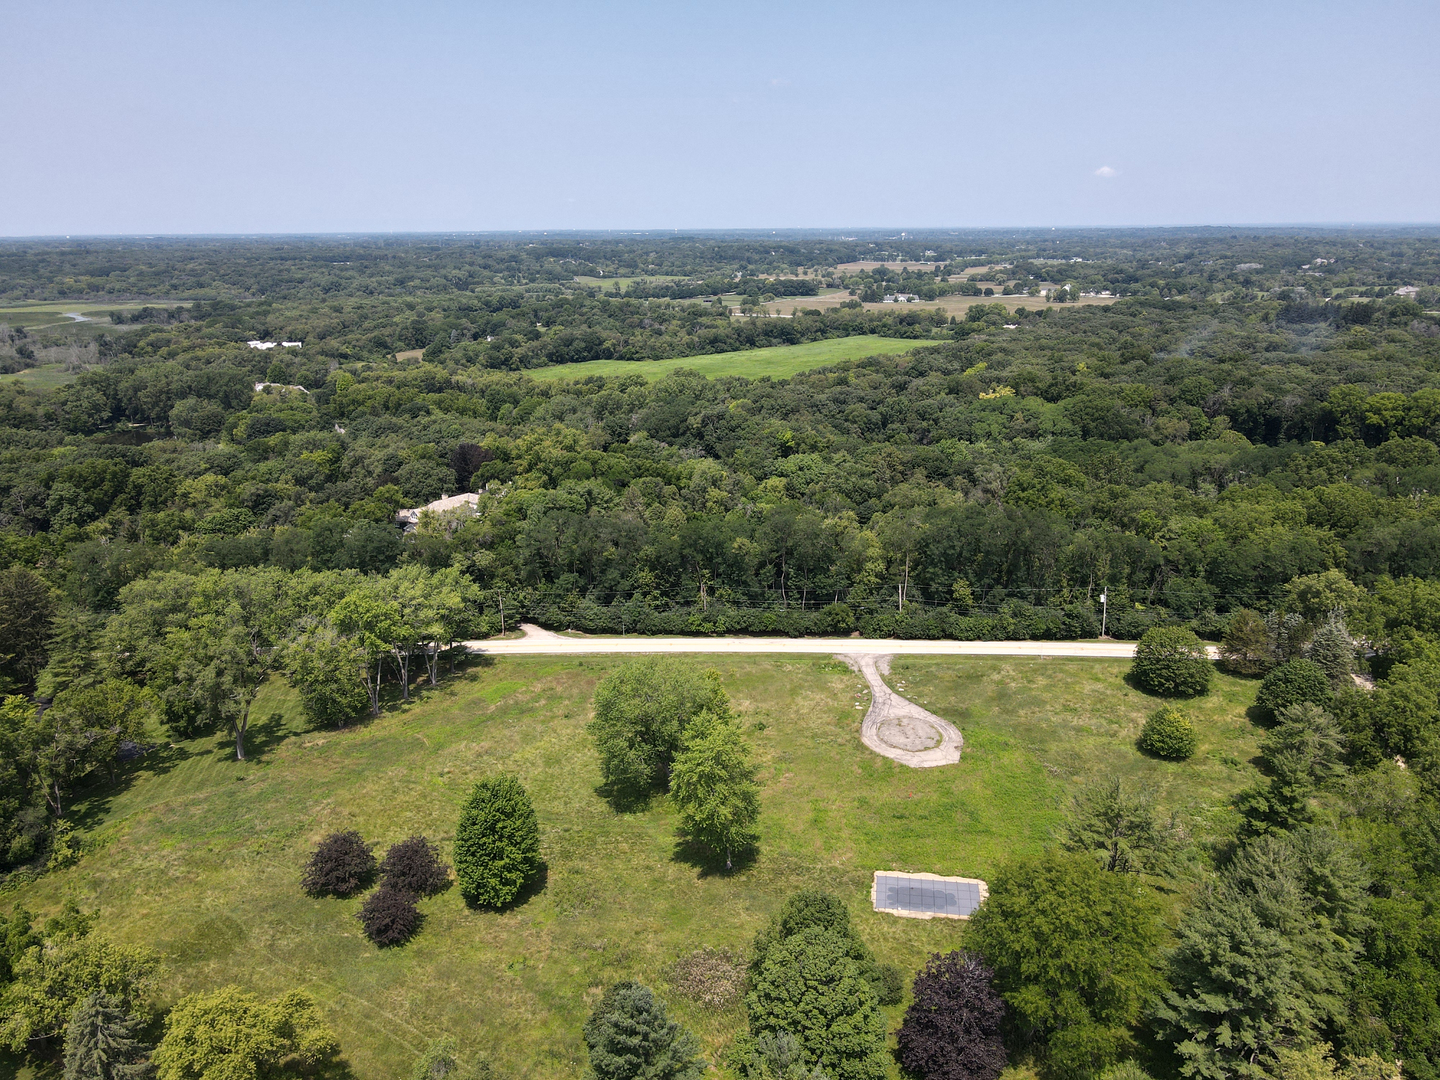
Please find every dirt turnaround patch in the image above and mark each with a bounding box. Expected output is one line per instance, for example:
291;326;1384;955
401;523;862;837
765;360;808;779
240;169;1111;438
838;653;963;768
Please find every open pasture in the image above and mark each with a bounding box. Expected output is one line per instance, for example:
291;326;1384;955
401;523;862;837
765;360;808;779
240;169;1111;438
0;364;81;390
0;300;186;331
5;654;1262;1080
527;335;929;382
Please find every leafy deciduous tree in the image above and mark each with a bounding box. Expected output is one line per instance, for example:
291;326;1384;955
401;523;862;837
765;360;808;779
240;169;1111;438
152;986;338;1080
588;659;728;796
669;708;760;870
967;852;1163;1080
896;951;1008;1080
454;775;541;908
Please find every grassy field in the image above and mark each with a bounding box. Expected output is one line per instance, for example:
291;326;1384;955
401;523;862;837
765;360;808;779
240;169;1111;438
0;301;169;330
756;291;1118;318
2;655;1263;1080
0;365;80;390
528;336;931;382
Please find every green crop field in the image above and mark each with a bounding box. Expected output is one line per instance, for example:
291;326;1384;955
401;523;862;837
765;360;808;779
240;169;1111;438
0;301;186;331
0;364;80;390
4;655;1263;1080
527;335;931;382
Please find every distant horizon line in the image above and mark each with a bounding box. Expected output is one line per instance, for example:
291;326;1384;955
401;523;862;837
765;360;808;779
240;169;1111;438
3;222;1440;242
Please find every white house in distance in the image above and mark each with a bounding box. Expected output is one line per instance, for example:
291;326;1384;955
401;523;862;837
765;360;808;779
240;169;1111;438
395;492;482;532
246;341;303;350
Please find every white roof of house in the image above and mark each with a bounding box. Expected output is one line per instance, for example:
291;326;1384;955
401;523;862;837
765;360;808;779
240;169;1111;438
395;492;482;526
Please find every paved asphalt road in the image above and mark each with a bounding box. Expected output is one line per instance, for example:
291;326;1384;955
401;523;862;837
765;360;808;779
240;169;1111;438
463;623;1153;658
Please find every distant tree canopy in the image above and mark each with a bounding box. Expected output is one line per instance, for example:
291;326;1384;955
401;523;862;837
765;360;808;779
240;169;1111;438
2;232;1440;1079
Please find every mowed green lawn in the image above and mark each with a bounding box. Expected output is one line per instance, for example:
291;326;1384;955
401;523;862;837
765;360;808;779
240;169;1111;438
6;656;1263;1080
527;336;930;382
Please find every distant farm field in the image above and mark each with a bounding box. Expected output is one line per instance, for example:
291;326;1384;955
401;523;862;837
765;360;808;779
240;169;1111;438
0;300;185;331
6;654;1263;1080
0;363;80;390
756;291;1118;318
528;335;931;382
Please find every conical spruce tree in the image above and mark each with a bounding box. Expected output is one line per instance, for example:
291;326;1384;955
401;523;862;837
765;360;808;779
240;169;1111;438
64;992;151;1080
583;982;703;1080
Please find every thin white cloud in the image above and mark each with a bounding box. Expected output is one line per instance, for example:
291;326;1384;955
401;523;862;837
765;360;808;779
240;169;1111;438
1094;165;1118;178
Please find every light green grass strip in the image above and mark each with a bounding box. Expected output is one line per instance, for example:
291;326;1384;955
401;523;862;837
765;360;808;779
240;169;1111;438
0;364;80;389
527;334;930;382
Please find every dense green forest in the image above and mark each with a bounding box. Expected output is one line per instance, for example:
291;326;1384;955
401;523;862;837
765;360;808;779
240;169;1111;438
3;230;1440;1080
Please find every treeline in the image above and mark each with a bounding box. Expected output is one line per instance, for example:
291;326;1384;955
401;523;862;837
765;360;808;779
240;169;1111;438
4;228;1438;304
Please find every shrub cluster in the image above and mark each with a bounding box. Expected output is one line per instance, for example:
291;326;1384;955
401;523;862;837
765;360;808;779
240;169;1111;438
300;831;375;897
380;836;450;897
1139;705;1199;760
357;886;420;947
303;831;449;948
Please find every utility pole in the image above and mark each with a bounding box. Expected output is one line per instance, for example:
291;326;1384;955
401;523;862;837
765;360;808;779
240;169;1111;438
499;595;505;635
1100;590;1108;638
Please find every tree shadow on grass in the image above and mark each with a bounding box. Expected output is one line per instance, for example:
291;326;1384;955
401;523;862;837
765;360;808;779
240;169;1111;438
464;862;549;913
670;836;757;878
241;711;296;760
1121;670;1212;702
67;741;194;830
594;782;656;815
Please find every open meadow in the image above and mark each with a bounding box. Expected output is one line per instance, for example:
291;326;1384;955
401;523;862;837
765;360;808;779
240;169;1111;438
527;335;929;381
756;291;1119;318
0;301;175;331
0;364;80;390
3;654;1264;1080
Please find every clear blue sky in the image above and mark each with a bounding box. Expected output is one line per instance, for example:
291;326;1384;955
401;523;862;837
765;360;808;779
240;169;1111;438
2;0;1437;235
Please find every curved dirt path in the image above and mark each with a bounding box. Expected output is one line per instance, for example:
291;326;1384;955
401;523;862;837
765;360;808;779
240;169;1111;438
838;653;963;768
463;624;1148;658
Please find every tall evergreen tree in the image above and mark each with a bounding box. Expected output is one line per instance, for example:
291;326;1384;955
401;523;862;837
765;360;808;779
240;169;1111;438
1156;829;1369;1080
1061;778;1175;874
63;992;151;1080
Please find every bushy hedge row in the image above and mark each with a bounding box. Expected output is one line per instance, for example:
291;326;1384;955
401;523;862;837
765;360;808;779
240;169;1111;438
517;598;1179;642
